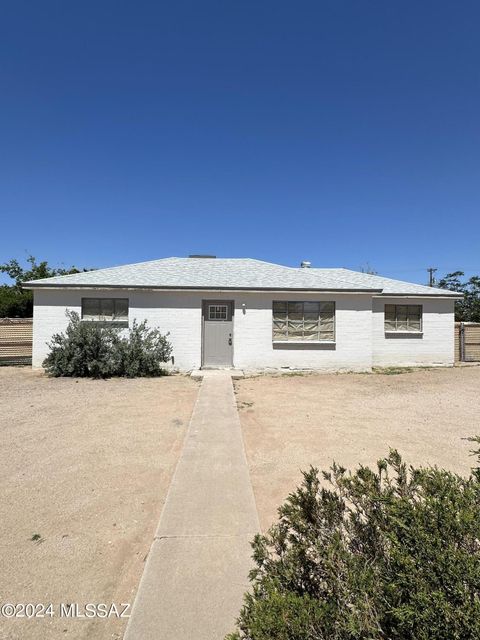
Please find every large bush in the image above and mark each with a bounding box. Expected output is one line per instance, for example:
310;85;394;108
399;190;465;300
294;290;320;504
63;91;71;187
43;311;172;378
228;444;480;640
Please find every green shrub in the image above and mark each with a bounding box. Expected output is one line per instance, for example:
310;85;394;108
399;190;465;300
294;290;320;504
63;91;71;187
228;443;480;640
43;311;172;378
116;319;173;377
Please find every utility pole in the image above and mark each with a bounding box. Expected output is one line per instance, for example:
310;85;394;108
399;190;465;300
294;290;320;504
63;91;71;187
427;267;437;287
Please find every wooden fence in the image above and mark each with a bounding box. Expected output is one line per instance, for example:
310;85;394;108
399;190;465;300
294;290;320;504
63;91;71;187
0;318;33;365
455;322;480;362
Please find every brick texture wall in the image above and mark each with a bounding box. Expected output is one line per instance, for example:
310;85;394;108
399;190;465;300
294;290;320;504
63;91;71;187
32;289;455;371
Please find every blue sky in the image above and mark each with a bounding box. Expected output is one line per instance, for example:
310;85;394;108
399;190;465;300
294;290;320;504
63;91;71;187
1;1;479;285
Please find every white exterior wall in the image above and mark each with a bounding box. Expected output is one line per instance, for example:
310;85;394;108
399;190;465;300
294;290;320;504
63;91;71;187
372;297;455;367
232;291;372;371
32;289;455;371
32;289;373;371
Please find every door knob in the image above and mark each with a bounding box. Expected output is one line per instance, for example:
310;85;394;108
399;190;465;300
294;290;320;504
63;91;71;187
228;336;232;345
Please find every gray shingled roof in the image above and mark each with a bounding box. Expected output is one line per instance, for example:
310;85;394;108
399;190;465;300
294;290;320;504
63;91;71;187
23;257;460;296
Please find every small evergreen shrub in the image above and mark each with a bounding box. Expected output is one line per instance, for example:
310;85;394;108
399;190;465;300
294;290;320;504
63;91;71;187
228;443;480;640
43;311;172;378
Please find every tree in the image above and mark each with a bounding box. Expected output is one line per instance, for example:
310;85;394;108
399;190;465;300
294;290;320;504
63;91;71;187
0;256;88;318
227;443;480;640
437;271;480;322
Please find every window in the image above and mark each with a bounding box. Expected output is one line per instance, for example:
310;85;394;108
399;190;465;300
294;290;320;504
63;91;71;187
81;298;129;322
384;304;422;332
208;304;228;320
273;301;335;342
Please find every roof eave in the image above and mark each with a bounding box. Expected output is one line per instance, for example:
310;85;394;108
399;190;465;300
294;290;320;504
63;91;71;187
23;283;383;293
376;292;462;299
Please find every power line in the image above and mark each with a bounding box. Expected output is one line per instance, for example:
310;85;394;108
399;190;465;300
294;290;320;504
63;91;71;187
427;267;438;287
384;266;480;274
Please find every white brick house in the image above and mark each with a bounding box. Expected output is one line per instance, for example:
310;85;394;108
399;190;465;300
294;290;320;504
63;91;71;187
24;256;460;372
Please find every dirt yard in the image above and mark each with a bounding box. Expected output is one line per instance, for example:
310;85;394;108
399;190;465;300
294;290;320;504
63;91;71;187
0;367;198;640
235;366;480;530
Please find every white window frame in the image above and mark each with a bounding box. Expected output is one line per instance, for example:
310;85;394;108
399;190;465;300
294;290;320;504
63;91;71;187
384;304;423;333
208;304;228;321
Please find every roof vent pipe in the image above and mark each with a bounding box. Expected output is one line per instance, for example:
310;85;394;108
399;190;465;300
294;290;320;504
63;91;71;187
300;261;311;268
188;254;217;258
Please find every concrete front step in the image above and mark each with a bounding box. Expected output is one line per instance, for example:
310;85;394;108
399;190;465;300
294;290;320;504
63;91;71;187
190;369;244;379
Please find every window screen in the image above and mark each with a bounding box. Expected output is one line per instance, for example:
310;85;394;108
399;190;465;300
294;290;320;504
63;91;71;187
384;304;422;332
273;301;335;342
81;298;129;322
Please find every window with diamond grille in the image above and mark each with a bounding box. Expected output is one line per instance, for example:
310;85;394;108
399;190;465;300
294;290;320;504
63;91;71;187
272;301;335;342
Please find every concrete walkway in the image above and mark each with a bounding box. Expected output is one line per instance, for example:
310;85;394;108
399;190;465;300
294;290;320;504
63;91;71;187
124;370;260;640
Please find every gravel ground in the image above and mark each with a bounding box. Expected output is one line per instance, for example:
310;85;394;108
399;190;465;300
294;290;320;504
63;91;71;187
0;367;198;640
235;366;480;530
